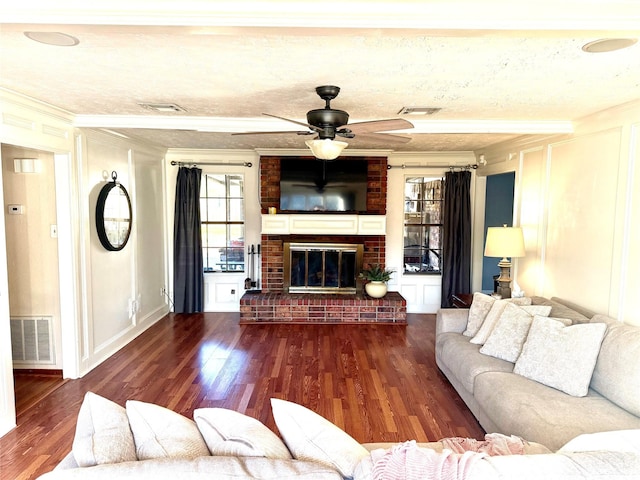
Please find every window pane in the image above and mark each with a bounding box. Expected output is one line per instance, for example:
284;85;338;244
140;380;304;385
208;198;228;221
203;174;226;197
228;198;244;221
228;175;244;197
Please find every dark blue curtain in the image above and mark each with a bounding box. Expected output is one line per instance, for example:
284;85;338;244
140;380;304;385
173;167;203;313
441;170;472;307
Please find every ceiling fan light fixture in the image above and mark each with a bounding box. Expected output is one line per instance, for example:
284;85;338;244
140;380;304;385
305;139;348;160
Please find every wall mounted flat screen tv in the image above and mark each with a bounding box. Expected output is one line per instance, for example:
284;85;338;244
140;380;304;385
280;158;368;212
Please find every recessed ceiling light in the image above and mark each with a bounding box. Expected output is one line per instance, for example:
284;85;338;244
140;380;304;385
398;107;442;116
582;38;637;53
139;103;187;113
24;32;79;47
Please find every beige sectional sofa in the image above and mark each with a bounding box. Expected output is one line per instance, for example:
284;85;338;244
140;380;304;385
435;295;640;451
38;387;640;479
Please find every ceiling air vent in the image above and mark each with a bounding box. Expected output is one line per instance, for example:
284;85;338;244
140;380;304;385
139;103;187;113
397;107;441;116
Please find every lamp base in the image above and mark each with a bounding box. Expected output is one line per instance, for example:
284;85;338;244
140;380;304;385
496;258;512;299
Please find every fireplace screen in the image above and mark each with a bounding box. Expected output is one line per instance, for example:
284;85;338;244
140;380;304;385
284;243;364;294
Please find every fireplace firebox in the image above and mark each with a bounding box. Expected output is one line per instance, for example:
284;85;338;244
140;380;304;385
284;242;364;294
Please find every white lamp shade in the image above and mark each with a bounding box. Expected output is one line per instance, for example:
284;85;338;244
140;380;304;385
484;226;525;258
305;139;348;160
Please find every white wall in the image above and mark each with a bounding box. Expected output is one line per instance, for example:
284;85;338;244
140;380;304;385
77;129;169;373
478;100;640;325
2;145;62;369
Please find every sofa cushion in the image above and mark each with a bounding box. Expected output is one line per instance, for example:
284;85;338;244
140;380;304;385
470;297;532;345
474;371;640;452
72;392;136;467
514;316;607;397
589;314;640;418
558;429;640;454
270;398;369;478
463;292;497;337
437;332;514;393
480;305;552;363
126;400;209;460
531;296;593;324
193;408;291;459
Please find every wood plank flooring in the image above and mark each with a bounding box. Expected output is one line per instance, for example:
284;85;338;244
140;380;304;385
0;312;483;480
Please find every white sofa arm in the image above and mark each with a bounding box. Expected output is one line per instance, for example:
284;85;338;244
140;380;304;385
436;308;469;336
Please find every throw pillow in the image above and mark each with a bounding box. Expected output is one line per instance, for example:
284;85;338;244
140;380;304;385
463;293;496;337
270;398;369;478
479;306;552;363
194;407;292;459
470;297;532;345
72;391;137;467
514;316;607;397
126;400;210;460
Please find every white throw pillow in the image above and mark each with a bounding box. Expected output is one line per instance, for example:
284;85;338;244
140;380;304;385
194;408;292;459
470;297;532;345
480;306;552;363
72;392;137;467
514;316;607;397
463;292;496;337
270;398;369;478
126;400;210;460
558;429;640;454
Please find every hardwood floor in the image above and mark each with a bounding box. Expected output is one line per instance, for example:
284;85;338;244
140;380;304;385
0;312;484;479
13;371;67;417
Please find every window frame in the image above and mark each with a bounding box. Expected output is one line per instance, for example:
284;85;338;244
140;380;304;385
402;175;444;275
200;173;245;273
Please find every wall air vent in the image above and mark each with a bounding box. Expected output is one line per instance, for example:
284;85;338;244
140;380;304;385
138;103;187;113
10;316;54;365
397;107;442;116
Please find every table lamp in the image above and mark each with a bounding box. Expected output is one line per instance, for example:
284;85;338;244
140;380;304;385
484;225;525;299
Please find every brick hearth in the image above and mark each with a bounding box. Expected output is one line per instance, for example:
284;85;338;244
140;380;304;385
239;291;407;324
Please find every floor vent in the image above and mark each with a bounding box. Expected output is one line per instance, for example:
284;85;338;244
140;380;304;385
10;316;54;365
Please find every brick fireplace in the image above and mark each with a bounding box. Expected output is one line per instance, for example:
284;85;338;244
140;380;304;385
239;156;406;324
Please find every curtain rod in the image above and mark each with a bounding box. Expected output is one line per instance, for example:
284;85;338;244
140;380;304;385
170;160;253;168
387;163;478;171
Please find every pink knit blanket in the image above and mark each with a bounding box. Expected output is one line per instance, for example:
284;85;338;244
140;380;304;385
370;434;526;480
440;433;527;456
371;441;484;480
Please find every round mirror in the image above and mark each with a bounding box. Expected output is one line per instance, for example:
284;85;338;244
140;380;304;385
96;172;132;251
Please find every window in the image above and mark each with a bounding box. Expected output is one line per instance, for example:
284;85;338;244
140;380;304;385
403;177;443;274
200;174;244;272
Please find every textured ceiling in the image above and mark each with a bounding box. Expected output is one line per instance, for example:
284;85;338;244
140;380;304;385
1;1;639;153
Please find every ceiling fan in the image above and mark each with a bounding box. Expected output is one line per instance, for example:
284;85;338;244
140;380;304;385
233;85;413;159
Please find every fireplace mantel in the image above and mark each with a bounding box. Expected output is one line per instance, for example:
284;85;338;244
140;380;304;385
261;214;386;235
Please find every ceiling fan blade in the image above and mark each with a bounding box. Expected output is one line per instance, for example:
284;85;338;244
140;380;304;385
231;130;313;136
350;132;412;144
346;118;413;134
263;113;322;132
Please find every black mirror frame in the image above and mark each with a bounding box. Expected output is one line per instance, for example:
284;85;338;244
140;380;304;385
96;178;132;251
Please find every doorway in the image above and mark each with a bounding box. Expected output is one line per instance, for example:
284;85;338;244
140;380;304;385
481;172;516;292
1;144;64;413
